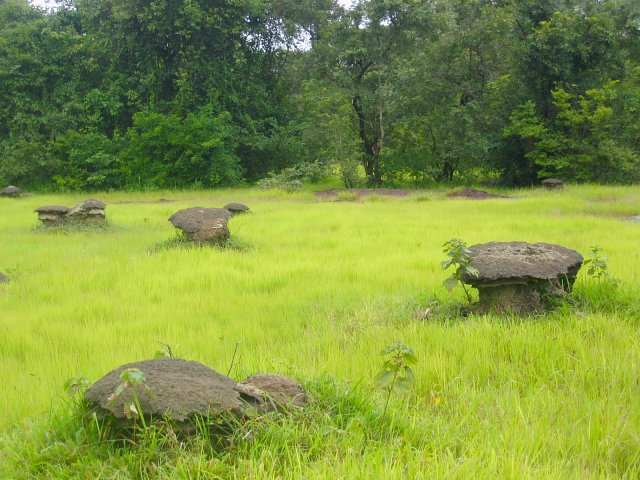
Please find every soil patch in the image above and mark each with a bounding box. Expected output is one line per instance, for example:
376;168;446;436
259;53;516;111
447;188;508;200
314;188;424;198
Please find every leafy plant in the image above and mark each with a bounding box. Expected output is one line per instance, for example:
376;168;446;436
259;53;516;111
256;161;326;191
375;343;418;420
583;245;620;286
64;376;91;397
107;368;151;426
154;342;176;359
441;239;478;304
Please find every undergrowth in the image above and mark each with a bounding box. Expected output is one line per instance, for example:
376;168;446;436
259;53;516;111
0;376;424;479
147;234;254;254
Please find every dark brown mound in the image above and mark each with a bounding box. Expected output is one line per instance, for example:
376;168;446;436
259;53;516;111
541;178;564;189
223;202;250;215
66;199;107;222
168;207;231;244
240;374;306;410
461;242;583;284
85;358;261;422
460;241;583;314
34;205;70;214
1;186;21;197
447;188;507;200
35;205;71;225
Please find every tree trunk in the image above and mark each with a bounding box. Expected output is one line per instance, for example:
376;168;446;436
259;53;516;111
352;94;380;186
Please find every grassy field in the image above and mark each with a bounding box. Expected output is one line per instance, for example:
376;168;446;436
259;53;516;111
0;185;639;478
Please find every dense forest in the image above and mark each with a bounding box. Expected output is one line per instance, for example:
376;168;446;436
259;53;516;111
1;0;639;190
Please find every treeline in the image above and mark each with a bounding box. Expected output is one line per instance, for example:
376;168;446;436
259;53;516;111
1;0;639;190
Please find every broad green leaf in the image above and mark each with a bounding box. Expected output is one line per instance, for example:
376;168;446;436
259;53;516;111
392;377;413;394
375;370;395;389
465;266;479;277
120;368;146;387
403;353;418;365
443;277;459;291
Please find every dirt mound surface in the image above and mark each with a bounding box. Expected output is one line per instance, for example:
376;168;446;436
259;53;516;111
447;188;507;200
223;202;250;215
169;207;231;244
315;188;419;198
85;358;261;421
460;241;583;315
1;186;21;197
240;374;306;410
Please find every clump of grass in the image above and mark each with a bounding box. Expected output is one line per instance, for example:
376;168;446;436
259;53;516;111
412;193;433;202
147;234;253;254
364;193;385;203
336;191;359;202
412;290;472;321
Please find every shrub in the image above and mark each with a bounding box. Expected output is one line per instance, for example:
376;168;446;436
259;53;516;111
121;108;242;189
256;161;327;191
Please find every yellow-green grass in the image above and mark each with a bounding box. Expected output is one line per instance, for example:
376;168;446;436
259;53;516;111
1;185;639;478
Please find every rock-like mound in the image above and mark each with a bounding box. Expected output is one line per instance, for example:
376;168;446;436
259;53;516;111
169;207;231;244
240;374;306;411
34;206;70;225
447;188;506;200
1;186;21;197
34;200;106;226
85;358;262;422
223;202;250;216
0;272;9;283
460;241;583;314
66;199;106;222
541;178;563;189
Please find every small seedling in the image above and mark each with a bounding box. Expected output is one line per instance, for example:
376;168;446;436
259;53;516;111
154;341;176;359
108;367;151;426
583;245;619;286
64;376;91;397
375;342;418;420
441;238;478;304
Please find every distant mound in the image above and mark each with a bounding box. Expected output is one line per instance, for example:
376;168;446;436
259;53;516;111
447;188;507;200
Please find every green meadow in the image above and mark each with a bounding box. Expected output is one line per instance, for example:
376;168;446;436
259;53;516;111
1;185;639;478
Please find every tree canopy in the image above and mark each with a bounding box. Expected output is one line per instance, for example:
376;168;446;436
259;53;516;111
1;0;639;190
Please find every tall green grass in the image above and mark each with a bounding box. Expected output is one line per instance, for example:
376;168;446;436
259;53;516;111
1;185;639;478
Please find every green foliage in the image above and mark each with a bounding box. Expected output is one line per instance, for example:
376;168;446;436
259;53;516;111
64;376;91;397
375;342;417;420
504;81;640;184
121;109;242;189
154;342;176;359
441;238;478;304
107;368;151;424
50;131;123;191
1;0;640;189
256;161;327;191
583;245;620;286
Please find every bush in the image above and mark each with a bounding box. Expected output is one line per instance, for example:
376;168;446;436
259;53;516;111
120;108;243;189
50;131;123;191
256;161;327;191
